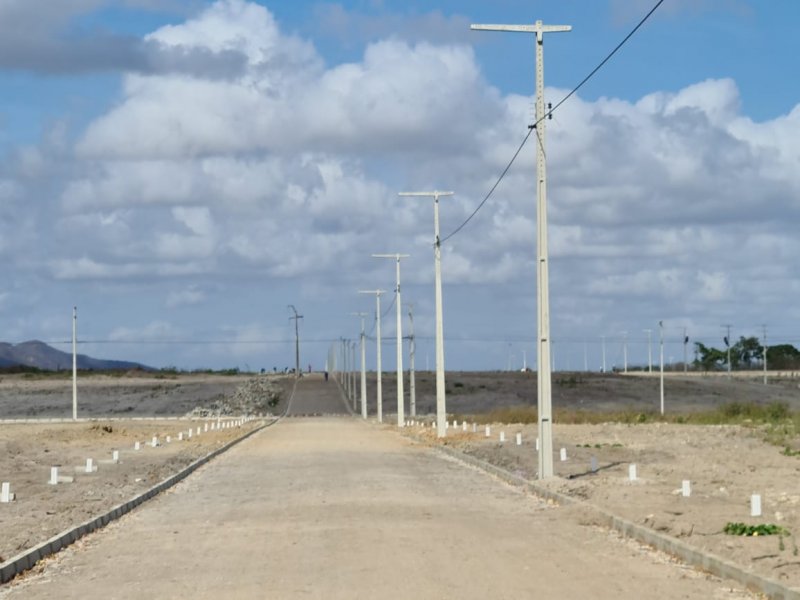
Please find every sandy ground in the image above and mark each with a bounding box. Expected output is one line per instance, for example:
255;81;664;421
0;419;261;563
405;419;800;590
0;380;756;599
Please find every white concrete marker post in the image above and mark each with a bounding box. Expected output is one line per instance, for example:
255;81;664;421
500;431;506;443
178;432;184;441
590;456;598;473
134;441;141;451
485;425;491;438
112;450;119;463
472;423;477;433
166;436;171;444
1;482;12;503
559;448;567;462
536;438;540;452
49;467;59;485
85;458;94;473
462;422;467;432
682;480;691;497
629;464;638;481
516;433;522;446
151;436;158;447
751;494;762;517
204;423;209;432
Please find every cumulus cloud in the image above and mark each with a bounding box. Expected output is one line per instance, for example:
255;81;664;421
3;0;799;368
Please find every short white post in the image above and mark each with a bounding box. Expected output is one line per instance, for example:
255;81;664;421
682;480;691;497
453;420;458;428
445;421;449;430
112;450;119;463
151;436;158;447
204;423;209;432
751;494;762;517
485;425;491;437
196;427;201;436
85;458;94;473
166;435;171;444
49;467;59;485
1;482;11;503
178;432;184;441
559;447;567;461
536;437;540;452
590;456;598;473
472;423;477;433
516;433;522;446
462;422;467;432
188;429;193;439
499;431;506;443
134;441;141;451
629;464;638;481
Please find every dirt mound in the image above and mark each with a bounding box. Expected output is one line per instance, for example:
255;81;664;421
186;377;282;417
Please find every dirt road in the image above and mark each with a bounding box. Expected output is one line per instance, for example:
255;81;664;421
1;380;753;599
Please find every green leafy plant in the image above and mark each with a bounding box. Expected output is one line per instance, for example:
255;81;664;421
723;522;789;536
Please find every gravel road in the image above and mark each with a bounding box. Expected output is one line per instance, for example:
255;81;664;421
1;378;754;599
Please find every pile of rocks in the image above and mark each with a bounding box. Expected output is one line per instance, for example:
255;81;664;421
186;377;283;418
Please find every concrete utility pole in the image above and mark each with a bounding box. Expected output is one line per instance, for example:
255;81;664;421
762;324;768;386
659;320;665;415
288;305;303;379
399;191;453;438
723;324;732;377
472;17;570;479
350;340;357;411
601;336;606;373
72;306;78;421
644;329;653;373
373;254;410;427
622;331;628;374
359;290;385;422
407;303;417;417
352;313;369;418
683;327;689;373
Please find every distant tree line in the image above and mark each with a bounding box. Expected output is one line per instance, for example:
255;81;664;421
694;336;800;371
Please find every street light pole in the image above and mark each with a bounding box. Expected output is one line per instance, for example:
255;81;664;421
659;320;665;415
399;191;453;438
407;303;417;417
622;331;628;374
288;305;303;379
373;254;410;427
644;329;653;373
359;290;385;422
472;17;570;480
352;313;369;417
723;324;732;377
72;306;78;421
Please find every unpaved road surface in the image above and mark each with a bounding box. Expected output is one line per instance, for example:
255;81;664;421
1;379;754;599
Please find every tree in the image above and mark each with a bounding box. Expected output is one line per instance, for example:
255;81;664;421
767;344;800;370
694;342;726;371
731;336;763;369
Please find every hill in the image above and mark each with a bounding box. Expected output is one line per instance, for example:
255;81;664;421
0;340;149;371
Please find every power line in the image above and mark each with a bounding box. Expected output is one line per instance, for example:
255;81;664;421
440;0;665;243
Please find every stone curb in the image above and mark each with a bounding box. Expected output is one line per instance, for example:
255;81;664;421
434;443;800;600
0;418;270;585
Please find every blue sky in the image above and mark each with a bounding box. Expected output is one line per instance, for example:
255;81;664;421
1;0;799;373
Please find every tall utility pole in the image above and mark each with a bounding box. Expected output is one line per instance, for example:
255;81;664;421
472;18;570;480
644;329;653;373
683;327;689;373
622;331;628;374
72;306;78;421
399;191;453;438
601;335;606;373
659;320;665;415
352;313;369;417
762;324;768;386
373;254;410;427
288;305;303;378
359;290;385;422
350;340;358;410
407;303;417;417
723;324;732;377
